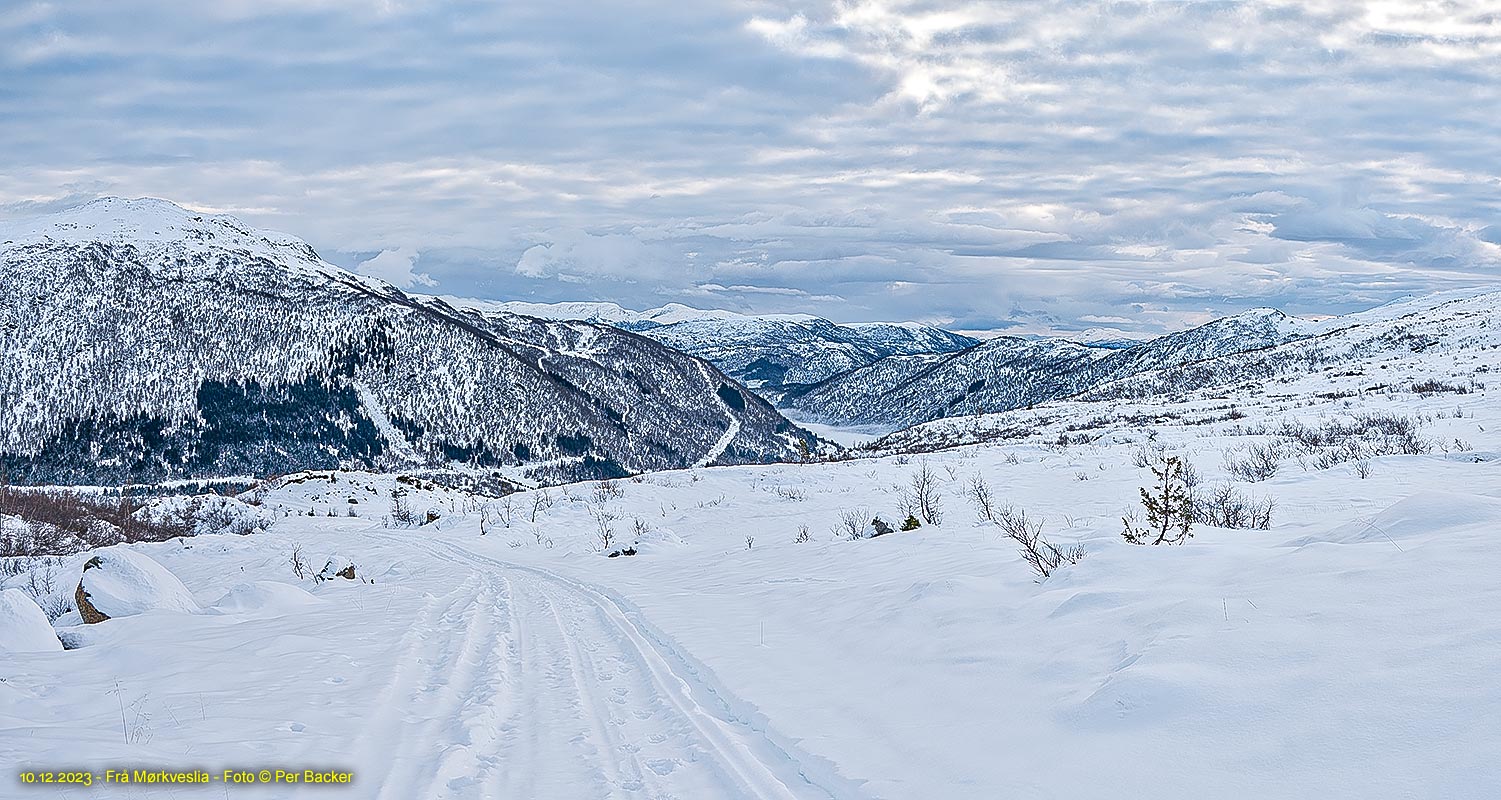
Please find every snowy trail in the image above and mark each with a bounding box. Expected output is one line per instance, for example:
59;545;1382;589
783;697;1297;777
694;361;741;468
358;530;865;800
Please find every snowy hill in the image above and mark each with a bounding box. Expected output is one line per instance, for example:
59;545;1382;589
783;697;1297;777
0;198;815;485
470;299;979;396
783;305;1333;428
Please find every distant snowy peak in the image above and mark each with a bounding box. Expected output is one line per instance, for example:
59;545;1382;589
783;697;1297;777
1058;328;1155;349
1;197;325;267
843;321;978;354
475;299;819;328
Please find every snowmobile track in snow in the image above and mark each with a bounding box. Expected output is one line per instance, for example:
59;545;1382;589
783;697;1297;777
359;531;867;800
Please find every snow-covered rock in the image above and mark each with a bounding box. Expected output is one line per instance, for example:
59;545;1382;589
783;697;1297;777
315;555;358;582
0;588;61;652
210;581;320;616
74;548;202;623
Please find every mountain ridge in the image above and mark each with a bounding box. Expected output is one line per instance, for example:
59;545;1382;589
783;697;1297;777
0;198;816;485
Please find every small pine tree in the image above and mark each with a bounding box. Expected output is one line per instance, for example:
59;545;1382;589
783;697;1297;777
900;514;921;531
1123;455;1193;546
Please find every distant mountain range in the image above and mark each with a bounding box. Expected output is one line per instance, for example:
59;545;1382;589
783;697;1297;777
780;308;1318;428
7;196;1489;486
483;297;1346;431
447;299;980;399
0;198;815;485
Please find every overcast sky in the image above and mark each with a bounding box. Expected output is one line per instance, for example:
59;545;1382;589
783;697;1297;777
2;1;1498;334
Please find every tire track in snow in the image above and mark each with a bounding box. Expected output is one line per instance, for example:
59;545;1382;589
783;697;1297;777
361;530;869;800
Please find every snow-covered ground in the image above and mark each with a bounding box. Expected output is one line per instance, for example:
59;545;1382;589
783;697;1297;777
4;371;1501;798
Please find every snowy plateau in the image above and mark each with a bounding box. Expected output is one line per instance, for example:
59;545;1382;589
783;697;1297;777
1;199;1500;799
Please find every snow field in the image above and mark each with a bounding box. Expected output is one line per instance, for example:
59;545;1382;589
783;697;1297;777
3;377;1500;797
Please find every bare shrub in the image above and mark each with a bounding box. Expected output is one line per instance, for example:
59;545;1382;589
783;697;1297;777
1270;413;1431;470
832;507;871;541
288;545;311;580
994;507;1085;579
588;503;619;552
0;485;192;556
1223;441;1283;482
591;480;625;504
794;525;811;544
909;461;944;526
390;496;418;527
528;489;554;523
1131;443;1164;469
965;474;998;524
1191;484;1275;530
773;486;806;501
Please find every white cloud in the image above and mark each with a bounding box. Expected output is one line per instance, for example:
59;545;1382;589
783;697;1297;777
515;231;678;281
355;247;434;288
1;0;1498;331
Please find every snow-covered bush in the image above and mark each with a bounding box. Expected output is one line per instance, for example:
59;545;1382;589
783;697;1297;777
1;555;73;620
136;494;274;538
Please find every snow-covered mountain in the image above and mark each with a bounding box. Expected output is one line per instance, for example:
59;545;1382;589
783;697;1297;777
782;307;1327;428
0;198;815;485
471;299;979;396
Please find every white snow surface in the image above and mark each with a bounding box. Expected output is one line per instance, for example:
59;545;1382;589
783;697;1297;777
75;547;203;619
0;587;61;652
209;581;321;616
5;307;1501;796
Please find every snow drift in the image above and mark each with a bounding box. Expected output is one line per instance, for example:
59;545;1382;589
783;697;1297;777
74;548;202;622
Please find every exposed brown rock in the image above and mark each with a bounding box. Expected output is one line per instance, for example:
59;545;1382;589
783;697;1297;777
75;558;110;623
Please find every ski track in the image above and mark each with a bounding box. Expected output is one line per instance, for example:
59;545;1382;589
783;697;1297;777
358;530;865;800
695;361;741;469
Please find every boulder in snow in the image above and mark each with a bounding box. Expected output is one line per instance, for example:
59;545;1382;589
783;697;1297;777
0;588;62;652
315;555;358;583
74;548;202;623
210;581;320;616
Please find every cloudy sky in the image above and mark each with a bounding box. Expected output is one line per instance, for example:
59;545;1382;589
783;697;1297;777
2;1;1498;334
